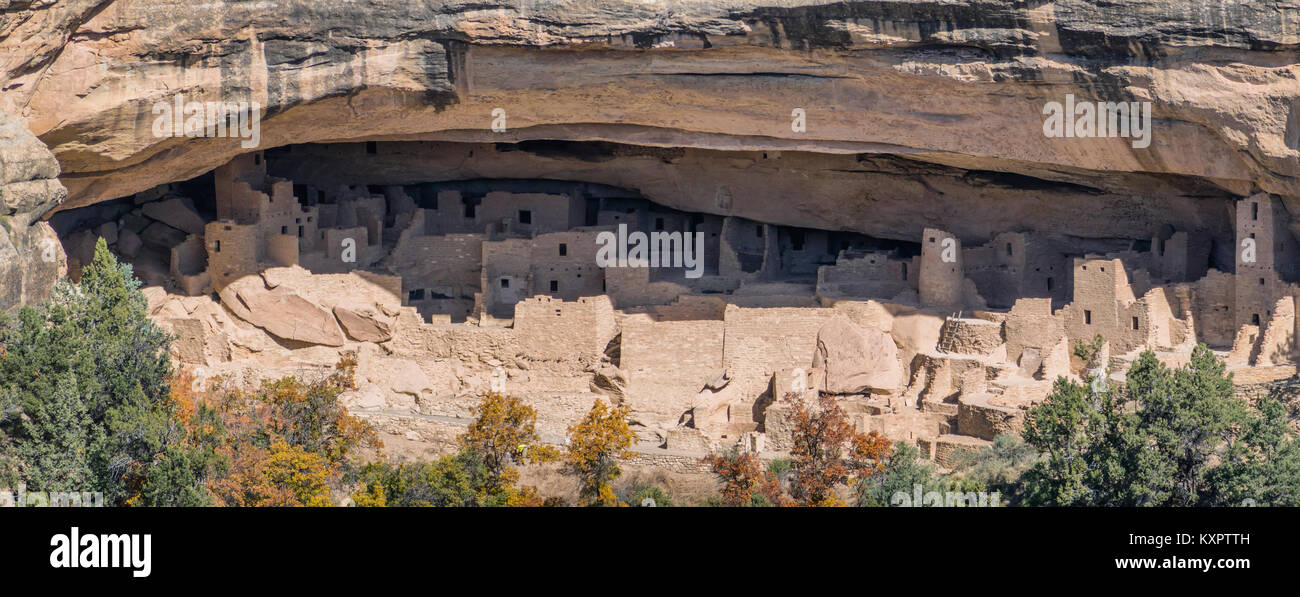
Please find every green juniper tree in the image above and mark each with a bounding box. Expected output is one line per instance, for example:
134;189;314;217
0;238;186;504
351;453;482;507
1020;342;1300;506
856;442;945;506
13;372;92;492
1204;394;1300;507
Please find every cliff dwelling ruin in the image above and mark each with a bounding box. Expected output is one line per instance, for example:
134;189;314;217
6;0;1300;477
43;137;1300;468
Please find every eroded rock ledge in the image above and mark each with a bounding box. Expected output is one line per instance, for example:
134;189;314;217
0;110;65;309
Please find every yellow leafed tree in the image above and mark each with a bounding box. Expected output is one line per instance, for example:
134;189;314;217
564;399;635;506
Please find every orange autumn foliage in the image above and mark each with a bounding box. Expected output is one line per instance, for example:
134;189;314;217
788;393;892;506
169;356;381;507
209;440;333;507
703;448;793;507
702;449;761;506
458;393;559;494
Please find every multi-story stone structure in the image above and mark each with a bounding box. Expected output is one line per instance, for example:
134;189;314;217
80;154;1300;466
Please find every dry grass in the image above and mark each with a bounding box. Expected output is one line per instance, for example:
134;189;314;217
516;461;721;506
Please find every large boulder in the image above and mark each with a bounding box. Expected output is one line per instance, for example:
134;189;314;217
812;315;904;394
333;304;395;343
116;228;143;258
141;196;206;236
139;221;188;251
219;277;346;346
589;365;627;402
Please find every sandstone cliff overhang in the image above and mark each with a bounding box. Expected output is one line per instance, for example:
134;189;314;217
0;0;1296;241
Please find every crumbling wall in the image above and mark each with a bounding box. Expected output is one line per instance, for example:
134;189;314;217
619;295;727;322
205;221;258;290
265;233;298;267
482;237;532;317
909;352;993;405
1003;297;1064;376
1152;230;1211;282
1139;286;1181;350
513;295;617;364
1255;295;1298;366
777;228;830;276
964;231;1026;308
939;317;1004;356
957;393;1025;441
623;319;724;420
169;234;210;295
214;152;266;221
605;264;691;308
479;192;577;235
719;216;768;280
1192;269;1236;348
1021;235;1070;305
721;304;836;399
816;251;912;299
390;223;483;303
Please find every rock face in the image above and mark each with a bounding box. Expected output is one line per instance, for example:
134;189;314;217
0;0;1297;247
812;316;904;394
0;110;66;310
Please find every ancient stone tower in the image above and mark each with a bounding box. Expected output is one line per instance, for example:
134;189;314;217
920;227;962;308
1234;193;1297;331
